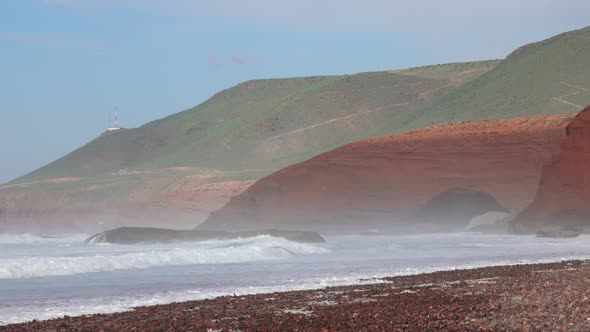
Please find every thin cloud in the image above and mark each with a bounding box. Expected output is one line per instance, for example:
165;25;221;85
229;55;247;65
0;29;105;55
206;55;221;67
38;0;590;61
205;54;262;66
40;0;590;33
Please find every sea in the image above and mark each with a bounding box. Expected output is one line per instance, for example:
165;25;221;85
1;232;590;324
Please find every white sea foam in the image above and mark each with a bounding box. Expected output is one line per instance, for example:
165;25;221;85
0;236;327;279
3;233;590;325
3;254;590;325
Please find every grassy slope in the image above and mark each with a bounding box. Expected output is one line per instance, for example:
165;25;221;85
3;26;590;221
11;62;498;185
7;26;590;197
398;26;590;131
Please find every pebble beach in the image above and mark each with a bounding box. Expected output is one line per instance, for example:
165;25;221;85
3;260;590;331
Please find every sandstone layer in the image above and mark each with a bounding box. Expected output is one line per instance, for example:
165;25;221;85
516;106;590;232
200;115;573;234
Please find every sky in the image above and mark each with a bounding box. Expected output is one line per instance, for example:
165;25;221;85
1;0;590;183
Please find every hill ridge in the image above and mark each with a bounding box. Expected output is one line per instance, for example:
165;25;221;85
10;61;498;185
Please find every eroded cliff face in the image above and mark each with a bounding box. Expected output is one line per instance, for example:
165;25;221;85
0;171;254;234
200;115;572;234
516;106;590;232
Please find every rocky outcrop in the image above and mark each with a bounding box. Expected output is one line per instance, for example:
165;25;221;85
535;225;583;238
200;115;572;234
515;106;590;232
83;227;325;245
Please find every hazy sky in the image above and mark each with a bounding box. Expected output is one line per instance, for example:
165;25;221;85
1;0;590;183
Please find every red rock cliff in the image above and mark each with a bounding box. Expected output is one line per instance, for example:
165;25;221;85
516;106;590;231
200;115;572;233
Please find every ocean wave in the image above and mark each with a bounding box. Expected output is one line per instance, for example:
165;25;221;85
0;233;88;245
0;236;327;279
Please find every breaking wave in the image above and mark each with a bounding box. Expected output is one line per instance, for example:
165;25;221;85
0;236;327;279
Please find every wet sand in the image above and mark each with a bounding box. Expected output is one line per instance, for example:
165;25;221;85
3;260;590;331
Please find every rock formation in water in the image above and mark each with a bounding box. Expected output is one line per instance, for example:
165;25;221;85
200;115;571;234
83;227;325;245
515;106;590;233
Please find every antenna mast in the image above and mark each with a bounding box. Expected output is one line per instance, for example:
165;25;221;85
107;108;121;131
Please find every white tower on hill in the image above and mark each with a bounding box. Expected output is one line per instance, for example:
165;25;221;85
107;108;121;131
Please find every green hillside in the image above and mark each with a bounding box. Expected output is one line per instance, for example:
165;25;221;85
12;61;498;184
399;26;590;130
10;25;590;186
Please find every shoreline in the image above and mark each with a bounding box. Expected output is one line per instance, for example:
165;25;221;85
3;259;590;331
